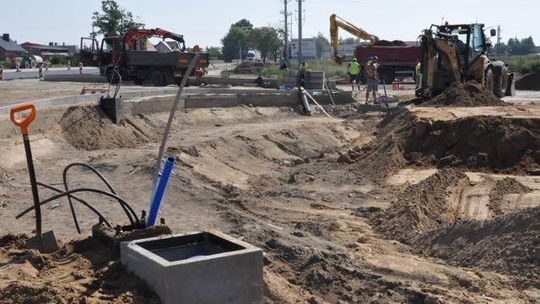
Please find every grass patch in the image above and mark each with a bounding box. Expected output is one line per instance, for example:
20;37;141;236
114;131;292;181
496;54;540;75
257;60;349;80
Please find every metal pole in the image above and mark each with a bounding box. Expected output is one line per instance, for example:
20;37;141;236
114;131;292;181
298;0;303;64
150;55;199;204
284;0;289;66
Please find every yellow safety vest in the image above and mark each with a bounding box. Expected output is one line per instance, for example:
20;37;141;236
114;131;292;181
348;61;360;75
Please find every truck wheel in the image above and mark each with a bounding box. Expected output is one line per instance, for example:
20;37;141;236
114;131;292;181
485;68;494;95
151;70;167;87
378;69;395;85
106;69;120;84
493;66;508;98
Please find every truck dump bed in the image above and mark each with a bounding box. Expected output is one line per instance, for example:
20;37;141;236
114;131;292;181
126;51;209;68
355;46;421;67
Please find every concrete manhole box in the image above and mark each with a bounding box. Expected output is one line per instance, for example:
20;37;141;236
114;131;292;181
121;231;263;304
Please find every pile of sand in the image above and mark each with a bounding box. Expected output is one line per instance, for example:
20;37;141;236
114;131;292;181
404;116;540;173
0;234;159;304
233;62;264;74
422;81;504;107
371;170;468;242
343;108;540;178
60;105;159;150
373;40;408;46
516;71;540;91
488;177;532;216
415;206;540;281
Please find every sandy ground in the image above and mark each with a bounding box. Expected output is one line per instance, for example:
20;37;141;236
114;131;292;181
0;92;539;303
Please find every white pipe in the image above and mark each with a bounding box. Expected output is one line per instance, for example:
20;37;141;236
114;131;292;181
303;90;332;118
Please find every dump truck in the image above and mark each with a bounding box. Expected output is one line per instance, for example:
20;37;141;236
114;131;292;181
417;23;515;98
355;44;421;84
80;28;209;86
330;14;421;84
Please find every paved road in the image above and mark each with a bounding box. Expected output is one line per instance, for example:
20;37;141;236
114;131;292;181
1;61;233;80
1;67;99;80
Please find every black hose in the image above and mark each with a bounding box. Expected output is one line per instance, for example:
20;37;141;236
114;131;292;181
62;163;137;233
36;182;113;229
16;188;139;226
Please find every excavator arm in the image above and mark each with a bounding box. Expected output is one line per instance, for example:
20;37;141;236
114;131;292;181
330;14;378;63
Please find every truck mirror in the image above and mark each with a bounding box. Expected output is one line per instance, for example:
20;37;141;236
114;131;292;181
490;29;497;37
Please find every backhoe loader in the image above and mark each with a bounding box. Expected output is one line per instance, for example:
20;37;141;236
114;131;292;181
416;23;515;98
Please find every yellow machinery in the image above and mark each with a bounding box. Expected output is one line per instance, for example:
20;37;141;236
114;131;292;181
417;23;515;98
329;14;378;64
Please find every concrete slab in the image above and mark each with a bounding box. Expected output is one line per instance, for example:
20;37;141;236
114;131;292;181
121;231;263;304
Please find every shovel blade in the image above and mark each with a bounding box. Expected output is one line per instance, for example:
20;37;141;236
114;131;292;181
26;230;58;253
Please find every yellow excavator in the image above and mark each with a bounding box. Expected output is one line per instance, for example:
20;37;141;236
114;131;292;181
330;14;378;64
417;23;515;98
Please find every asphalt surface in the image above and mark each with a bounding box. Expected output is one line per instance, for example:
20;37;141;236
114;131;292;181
1;67;99;80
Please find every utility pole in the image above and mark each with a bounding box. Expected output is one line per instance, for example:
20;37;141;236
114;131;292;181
282;0;291;66
496;25;502;56
298;0;303;63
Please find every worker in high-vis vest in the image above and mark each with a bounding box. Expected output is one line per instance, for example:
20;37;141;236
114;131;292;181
347;58;361;91
415;59;422;89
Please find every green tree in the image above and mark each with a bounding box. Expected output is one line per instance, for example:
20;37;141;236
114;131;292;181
341;37;361;45
221;19;253;62
249;27;282;63
507;36;536;55
206;47;223;60
315;32;330;58
91;0;144;37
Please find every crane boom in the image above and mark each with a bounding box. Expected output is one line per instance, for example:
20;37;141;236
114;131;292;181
124;28;186;50
330;14;378;63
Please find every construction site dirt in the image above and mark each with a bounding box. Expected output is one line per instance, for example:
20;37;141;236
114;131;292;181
1;82;540;303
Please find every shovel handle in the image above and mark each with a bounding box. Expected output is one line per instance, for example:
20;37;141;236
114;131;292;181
10;104;36;135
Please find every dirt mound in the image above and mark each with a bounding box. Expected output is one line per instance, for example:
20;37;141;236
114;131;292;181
404;116;540;173
373;40;408;47
415;207;540;281
233;61;264;74
60;105;159;150
0;235;159;304
371;170;468;242
488;178;532;215
344;107;540;178
342;109;412;181
516;70;540;90
422;81;504;107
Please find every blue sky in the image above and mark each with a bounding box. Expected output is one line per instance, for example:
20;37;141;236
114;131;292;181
2;0;539;48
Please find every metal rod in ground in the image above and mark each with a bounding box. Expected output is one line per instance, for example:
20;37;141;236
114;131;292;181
150;55;199;204
303;90;332;118
382;80;390;114
324;78;336;106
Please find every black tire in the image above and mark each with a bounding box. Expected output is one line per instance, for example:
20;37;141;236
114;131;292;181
485;68;494;95
493;66;508;98
151;70;167;87
106;69;120;84
378;69;395;85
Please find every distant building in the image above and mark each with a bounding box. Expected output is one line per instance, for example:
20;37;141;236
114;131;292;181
0;33;26;60
21;42;70;58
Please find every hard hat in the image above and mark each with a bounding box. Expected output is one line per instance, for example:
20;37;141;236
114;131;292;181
353;58;357;62
373;56;379;61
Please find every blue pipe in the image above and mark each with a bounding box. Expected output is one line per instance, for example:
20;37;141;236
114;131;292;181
147;157;176;227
